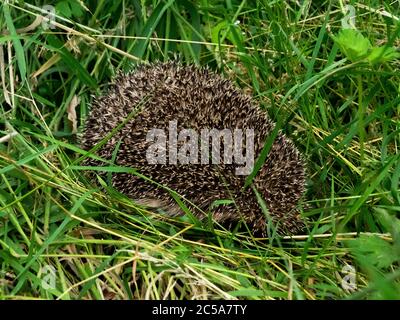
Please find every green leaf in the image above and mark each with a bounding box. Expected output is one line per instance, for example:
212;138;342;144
3;3;27;81
210;199;235;209
341;154;399;227
46;34;97;88
69;0;84;17
332;29;371;62
211;20;242;46
55;1;72;18
131;0;175;59
367;46;400;65
228;288;265;297
55;0;84;18
228;288;287;298
211;20;229;45
350;235;398;269
243;121;281;189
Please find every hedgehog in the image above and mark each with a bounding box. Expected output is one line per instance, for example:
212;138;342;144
80;61;306;236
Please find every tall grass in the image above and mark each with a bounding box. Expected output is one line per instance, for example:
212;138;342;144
0;0;399;299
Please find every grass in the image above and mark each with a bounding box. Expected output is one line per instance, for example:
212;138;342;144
0;0;399;300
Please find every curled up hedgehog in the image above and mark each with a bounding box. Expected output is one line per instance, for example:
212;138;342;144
80;61;306;236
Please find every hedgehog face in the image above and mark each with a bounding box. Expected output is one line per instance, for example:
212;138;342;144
80;61;306;235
